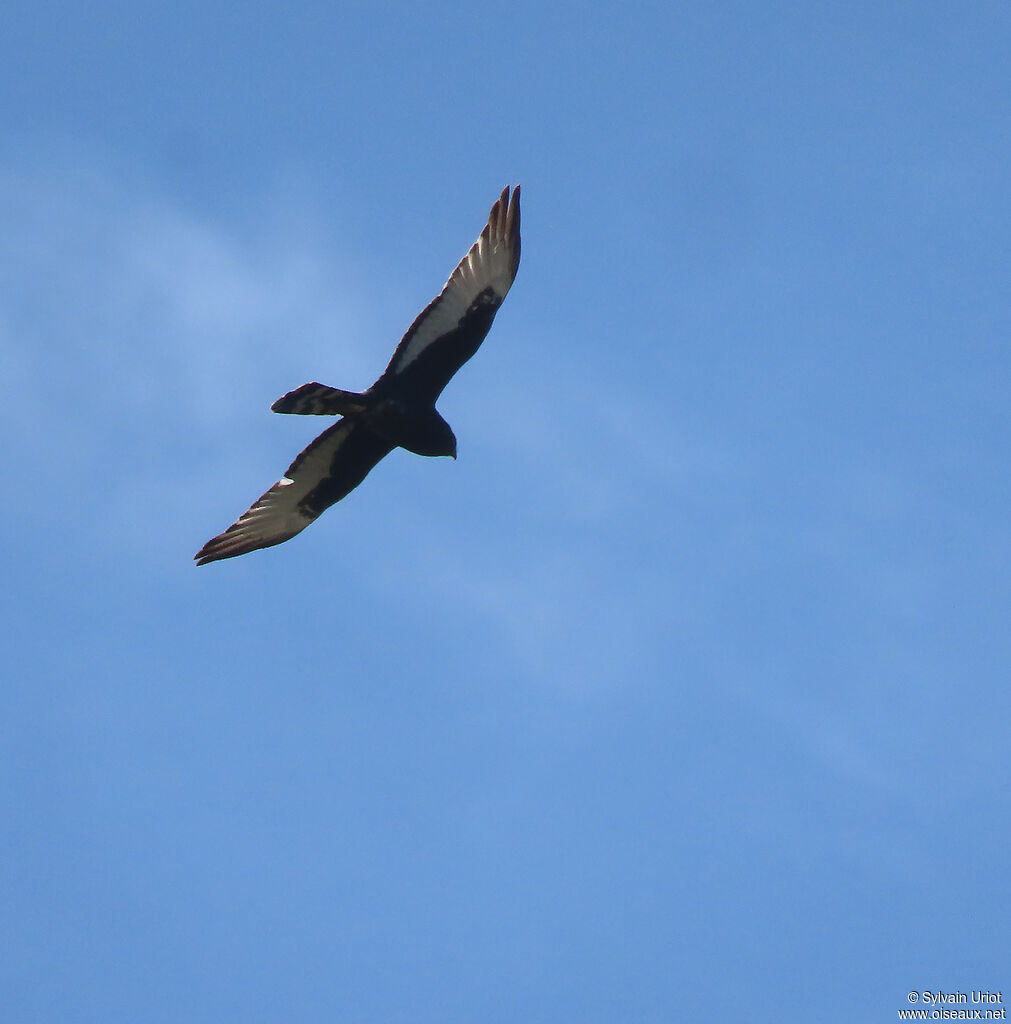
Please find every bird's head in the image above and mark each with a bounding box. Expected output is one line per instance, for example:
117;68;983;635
400;408;457;459
426;415;458;460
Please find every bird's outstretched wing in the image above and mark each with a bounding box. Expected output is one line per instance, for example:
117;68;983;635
194;420;394;565
376;185;521;402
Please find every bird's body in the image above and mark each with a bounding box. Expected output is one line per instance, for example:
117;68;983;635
195;186;521;565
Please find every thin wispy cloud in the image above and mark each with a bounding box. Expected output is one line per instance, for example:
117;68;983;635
0;157;386;554
1;160;369;430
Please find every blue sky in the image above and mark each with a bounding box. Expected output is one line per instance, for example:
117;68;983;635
2;2;1009;1021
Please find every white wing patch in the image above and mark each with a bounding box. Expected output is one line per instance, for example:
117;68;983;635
391;185;520;376
194;421;355;565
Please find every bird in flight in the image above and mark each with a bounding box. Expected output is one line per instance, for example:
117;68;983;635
195;185;521;565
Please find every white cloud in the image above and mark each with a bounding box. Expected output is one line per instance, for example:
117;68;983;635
0;160;376;431
0;154;386;557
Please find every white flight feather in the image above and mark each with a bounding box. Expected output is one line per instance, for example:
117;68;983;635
392;195;517;374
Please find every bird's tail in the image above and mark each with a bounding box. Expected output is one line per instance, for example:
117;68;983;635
271;383;371;416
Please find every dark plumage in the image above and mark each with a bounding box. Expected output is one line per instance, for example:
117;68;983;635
195;186;521;566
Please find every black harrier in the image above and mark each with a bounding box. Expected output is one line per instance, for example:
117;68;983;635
195;186;521;565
